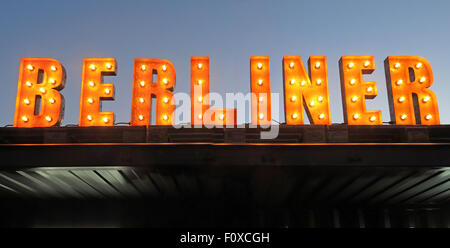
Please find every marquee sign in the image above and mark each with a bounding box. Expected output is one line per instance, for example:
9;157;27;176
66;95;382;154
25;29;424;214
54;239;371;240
13;56;440;128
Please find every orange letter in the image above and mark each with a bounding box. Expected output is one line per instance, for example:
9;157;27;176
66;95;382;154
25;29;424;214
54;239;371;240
191;57;236;126
13;58;66;127
250;56;271;126
283;56;331;125
79;58;116;126
339;56;382;125
131;59;175;126
385;56;439;125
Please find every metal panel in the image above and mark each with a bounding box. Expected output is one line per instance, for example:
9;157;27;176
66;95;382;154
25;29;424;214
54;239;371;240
70;170;121;198
368;170;439;205
349;171;412;204
386;170;450;204
96;170;140;197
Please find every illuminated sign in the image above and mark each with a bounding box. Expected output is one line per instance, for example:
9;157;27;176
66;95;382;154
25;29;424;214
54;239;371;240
13;56;440;128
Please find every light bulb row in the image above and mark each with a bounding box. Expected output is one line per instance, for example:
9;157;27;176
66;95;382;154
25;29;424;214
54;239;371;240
352;113;377;122
23;98;56;105
395;77;427;86
136;114;169;121
289;95;324;106
86;115;110;123
287;79;322;86
21;115;52;122
140;64;168;72
345;61;370;70
393;62;423;70
196;113;225;121
87;81;112;94
291;113;326;120
255;62;268;122
398;113;433;121
396;95;430;103
138;78;169;87
286;61;322;70
26;64;59;72
136;97;170;104
89;63;114;71
24;79;57;88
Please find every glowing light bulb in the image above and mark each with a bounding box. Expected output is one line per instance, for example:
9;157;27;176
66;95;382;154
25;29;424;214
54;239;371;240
367;87;373;93
139;98;144;103
419;77;426;83
141;65;146;71
106;63;112;69
22;116;28;122
301;80;306;86
290;96;296;102
104;88;111;94
219;114;224;120
364;61;370;67
319;113;325;120
353;113;360;120
258;79;263;86
162;78;168;84
316;79;322;85
23;99;30;105
347;62;354;69
398;96;405;103
197;96;203;103
25;81;32;87
423;96;430;103
257;63;263;69
49;98;55;104
318;96;323;102
350;79;356;85
27;65;34;71
197;63;203;69
45;116;52;122
370;116;376;122
289;79;295;85
90;64;96;71
40;88;46;94
309;100;315;107
163;97;169;103
88;98;94;104
425;114;432;120
138;115;144;121
289;62;295;68
351;96;358;102
259;113;264;120
140;81;145;87
315;62;321;69
103;117;109;123
198;80;203;85
163;115;168;121
416;63;422;69
396;79;403;86
87;115;93;121
292;113;298;119
394;63;401;69
259;96;264;102
162;65;167;71
401;114;407;120
49;78;56;84
50;65;57;71
89;81;95;87
198;114;202;120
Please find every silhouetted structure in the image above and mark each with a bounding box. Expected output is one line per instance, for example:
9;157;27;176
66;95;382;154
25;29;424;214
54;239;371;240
0;125;449;227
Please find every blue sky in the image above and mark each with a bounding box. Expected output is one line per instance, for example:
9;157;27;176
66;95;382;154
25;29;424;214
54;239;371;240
1;0;450;125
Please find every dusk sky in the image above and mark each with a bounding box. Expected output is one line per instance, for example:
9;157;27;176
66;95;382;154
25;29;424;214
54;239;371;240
1;0;450;126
